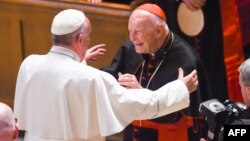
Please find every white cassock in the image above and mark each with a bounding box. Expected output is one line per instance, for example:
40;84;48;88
14;46;190;141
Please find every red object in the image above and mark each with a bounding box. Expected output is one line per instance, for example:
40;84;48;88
132;117;193;141
220;0;244;102
136;3;167;22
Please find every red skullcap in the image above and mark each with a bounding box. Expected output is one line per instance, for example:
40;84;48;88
136;3;167;22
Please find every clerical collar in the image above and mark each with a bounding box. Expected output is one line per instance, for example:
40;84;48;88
139;32;174;88
156;32;174;59
142;32;174;60
49;46;81;62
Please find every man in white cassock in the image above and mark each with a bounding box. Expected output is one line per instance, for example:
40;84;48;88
14;9;198;141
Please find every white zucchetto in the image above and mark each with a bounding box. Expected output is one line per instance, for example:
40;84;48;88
51;9;85;35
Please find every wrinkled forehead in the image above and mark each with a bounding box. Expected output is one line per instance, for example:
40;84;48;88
129;10;154;27
130;10;152;21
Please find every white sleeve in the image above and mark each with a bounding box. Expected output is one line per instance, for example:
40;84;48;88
128;80;189;119
95;71;190;136
154;79;189;118
81;59;87;65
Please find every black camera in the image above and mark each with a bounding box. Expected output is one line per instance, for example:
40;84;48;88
199;99;246;141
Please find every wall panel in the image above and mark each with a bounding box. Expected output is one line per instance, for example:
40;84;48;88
0;17;23;106
0;0;130;107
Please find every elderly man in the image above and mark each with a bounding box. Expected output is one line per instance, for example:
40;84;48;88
103;3;210;141
0;102;19;141
14;9;198;141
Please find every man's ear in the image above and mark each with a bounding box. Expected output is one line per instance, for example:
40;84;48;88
245;86;250;100
78;33;83;42
156;24;164;37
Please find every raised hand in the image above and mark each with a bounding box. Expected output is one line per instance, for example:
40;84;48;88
178;68;198;93
85;44;106;63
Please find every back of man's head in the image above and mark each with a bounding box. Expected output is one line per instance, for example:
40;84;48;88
0;102;19;141
51;9;86;36
238;58;250;107
239;58;250;86
51;9;87;46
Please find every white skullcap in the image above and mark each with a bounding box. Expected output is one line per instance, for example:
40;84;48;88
51;9;86;35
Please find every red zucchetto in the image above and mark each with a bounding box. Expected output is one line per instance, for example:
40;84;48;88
135;3;167;22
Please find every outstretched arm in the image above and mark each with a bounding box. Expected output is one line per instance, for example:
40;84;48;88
117;68;198;93
85;44;106;64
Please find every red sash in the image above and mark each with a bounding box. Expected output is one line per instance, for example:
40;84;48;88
132;116;193;141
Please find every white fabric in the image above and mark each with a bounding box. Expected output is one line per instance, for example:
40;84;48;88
51;9;85;35
24;132;105;141
14;46;190;141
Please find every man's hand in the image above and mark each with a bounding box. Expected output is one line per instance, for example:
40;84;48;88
178;68;198;93
118;72;142;89
183;0;206;11
85;44;106;63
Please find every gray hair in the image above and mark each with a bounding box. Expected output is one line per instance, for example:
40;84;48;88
146;11;168;30
52;22;86;46
239;58;250;86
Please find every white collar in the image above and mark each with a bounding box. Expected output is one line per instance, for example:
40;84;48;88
50;46;81;62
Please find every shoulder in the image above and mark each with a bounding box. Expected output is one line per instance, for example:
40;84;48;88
23;54;41;61
20;54;42;67
173;34;195;51
171;34;198;60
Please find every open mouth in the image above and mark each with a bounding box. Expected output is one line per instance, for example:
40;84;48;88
135;42;143;47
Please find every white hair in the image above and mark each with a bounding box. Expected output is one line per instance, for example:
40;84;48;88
239;58;250;86
138;10;168;31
